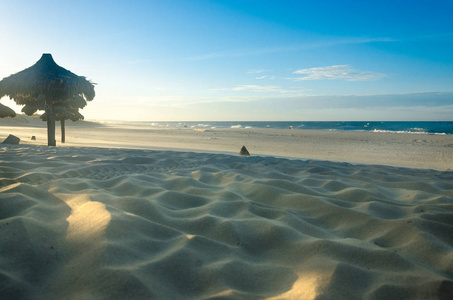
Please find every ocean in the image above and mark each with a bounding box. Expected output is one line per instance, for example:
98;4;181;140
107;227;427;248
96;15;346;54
104;121;453;135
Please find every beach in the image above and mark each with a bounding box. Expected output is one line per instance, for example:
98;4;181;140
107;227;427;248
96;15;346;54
1;117;453;299
1;116;452;171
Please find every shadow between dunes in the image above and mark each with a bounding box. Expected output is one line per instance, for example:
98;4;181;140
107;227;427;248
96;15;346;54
1;145;453;299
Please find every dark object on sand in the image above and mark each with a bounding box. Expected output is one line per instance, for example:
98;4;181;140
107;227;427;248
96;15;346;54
1;134;20;145
31;136;36;140
239;146;250;156
0;53;95;146
41;99;86;143
0;103;16;118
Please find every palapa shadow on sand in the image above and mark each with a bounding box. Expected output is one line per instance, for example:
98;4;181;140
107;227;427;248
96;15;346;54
1;145;453;299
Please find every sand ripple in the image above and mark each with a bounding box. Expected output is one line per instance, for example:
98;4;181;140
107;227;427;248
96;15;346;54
1;145;453;299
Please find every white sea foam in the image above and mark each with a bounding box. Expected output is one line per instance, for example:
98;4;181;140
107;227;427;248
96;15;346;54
373;129;446;135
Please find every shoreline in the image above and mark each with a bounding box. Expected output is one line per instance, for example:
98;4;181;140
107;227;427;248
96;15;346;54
1;121;452;170
94;119;453;135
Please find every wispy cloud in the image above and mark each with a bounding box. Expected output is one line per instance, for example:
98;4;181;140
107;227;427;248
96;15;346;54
187;37;395;61
256;75;276;80
231;85;307;94
232;85;282;92
291;65;388;81
210;84;309;95
246;69;276;80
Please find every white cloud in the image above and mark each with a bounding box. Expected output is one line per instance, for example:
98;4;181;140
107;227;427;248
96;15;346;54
231;85;307;95
292;65;387;81
247;69;275;80
256;75;276;80
232;85;282;92
187;37;395;61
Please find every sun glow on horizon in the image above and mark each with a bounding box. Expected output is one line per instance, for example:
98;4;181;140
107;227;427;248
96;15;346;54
1;1;452;121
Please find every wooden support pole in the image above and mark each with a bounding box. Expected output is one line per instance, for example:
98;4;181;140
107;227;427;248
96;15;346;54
61;119;66;143
47;103;56;146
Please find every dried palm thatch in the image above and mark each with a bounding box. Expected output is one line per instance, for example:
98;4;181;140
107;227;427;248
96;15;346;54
40;94;87;143
24;94;86;120
0;54;95;146
41;110;84;122
0;103;16;118
0;54;95;103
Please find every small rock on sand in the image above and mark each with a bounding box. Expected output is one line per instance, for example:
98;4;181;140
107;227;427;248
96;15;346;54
239;146;250;156
1;134;20;145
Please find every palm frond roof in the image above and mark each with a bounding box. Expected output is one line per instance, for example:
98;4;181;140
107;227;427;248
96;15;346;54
0;54;95;103
0;103;16;118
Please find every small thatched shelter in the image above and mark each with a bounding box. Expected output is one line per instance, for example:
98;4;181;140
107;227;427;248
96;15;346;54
40;95;87;143
0;54;95;146
0;103;16;118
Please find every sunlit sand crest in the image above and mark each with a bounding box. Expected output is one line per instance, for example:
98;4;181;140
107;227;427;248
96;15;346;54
44;193;111;299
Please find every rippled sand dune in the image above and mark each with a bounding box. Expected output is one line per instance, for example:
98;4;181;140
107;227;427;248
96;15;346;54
1;145;452;299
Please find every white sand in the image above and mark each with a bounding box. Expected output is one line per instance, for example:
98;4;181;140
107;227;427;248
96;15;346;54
1;116;452;170
1;117;453;299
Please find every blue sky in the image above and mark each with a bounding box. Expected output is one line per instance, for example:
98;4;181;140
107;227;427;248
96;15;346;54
1;0;452;121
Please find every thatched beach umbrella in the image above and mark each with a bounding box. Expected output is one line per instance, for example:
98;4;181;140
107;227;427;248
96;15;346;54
0;54;95;146
0;103;16;118
40;95;87;143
